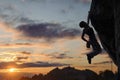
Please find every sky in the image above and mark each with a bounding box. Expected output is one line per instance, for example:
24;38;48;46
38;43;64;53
0;0;117;75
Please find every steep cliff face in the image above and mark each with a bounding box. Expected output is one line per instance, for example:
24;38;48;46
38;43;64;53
89;1;120;79
114;3;120;79
89;0;117;65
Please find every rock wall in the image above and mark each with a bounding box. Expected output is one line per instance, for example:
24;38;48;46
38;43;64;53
89;0;117;65
89;0;120;79
114;1;120;80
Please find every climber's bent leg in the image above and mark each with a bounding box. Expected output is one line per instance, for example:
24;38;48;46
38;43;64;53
87;49;102;64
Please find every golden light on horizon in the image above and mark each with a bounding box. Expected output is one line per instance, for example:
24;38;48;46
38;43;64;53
9;68;16;72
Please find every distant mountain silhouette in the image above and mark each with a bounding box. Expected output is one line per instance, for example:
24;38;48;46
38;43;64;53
19;66;116;80
45;66;98;80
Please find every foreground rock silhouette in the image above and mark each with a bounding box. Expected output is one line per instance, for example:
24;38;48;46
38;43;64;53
19;67;115;80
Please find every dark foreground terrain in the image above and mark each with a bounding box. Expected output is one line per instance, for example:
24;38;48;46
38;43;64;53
19;66;116;80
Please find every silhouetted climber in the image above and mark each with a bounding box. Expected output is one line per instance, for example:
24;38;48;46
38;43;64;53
79;21;102;64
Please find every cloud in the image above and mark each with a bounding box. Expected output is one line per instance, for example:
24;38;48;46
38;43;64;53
0;61;69;69
0;21;81;42
1;15;35;25
48;52;73;59
21;51;31;55
0;4;35;25
0;3;81;41
19;17;35;24
17;23;81;40
0;22;16;32
22;51;74;63
53;53;73;59
0;43;32;48
20;61;69;68
15;57;28;61
0;42;52;49
0;62;17;69
93;61;112;65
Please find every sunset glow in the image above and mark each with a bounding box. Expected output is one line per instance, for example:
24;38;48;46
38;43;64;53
9;68;16;72
0;0;117;80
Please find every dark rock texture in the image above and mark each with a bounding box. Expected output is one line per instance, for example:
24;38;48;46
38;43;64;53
89;0;120;79
89;0;117;65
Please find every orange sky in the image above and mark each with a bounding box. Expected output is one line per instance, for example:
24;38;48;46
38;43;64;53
0;23;117;74
0;0;117;76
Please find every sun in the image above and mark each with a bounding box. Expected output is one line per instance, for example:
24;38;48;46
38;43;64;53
9;68;16;72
